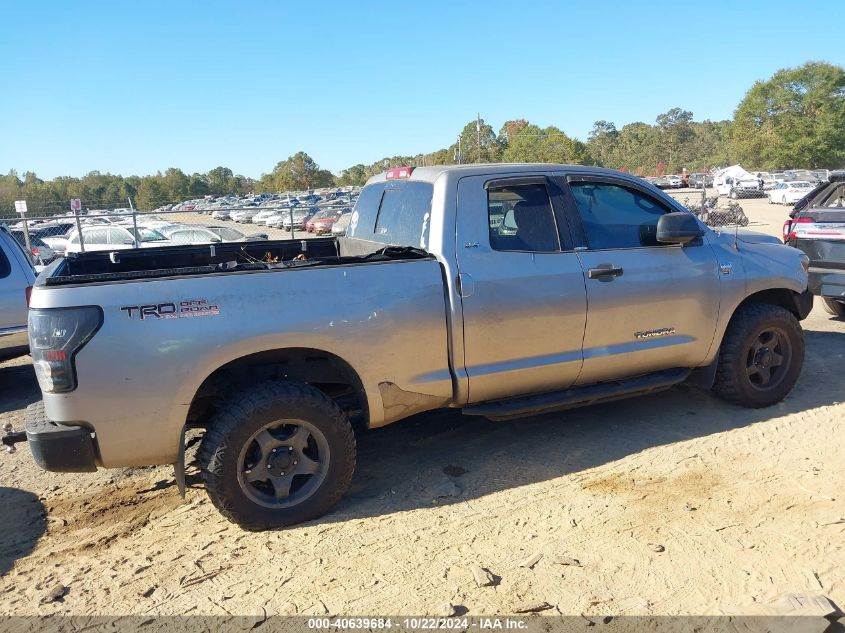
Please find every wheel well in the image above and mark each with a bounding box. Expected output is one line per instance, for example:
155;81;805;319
186;348;368;431
737;288;801;318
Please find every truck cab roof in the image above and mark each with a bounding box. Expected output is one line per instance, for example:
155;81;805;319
365;163;642;185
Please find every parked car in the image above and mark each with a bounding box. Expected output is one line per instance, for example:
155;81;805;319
783;172;845;315
784;169;822;184
310;210;346;234
40;230;73;253
279;209;318;231
230;209;262;223
160;225;267;244
251;209;282;226
9;232;60;264
331;212;352;235
6;164;811;530
768;181;815;205
64;225;172;253
210;209;232;221
688;173;714;189
305;209;345;233
664;175;683;188
0;224;35;362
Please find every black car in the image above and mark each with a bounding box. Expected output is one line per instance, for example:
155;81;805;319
783;171;845;316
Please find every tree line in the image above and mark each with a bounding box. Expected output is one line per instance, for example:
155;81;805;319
2;61;843;215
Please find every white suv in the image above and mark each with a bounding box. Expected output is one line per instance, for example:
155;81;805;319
64;225;172;253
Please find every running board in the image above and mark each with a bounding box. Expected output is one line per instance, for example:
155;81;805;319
462;368;691;421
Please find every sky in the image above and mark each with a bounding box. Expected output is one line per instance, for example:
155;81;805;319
1;0;844;180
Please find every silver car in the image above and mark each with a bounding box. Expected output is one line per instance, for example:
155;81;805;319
0;225;36;361
160;225;267;244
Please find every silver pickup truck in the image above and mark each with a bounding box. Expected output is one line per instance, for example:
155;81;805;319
5;164;812;530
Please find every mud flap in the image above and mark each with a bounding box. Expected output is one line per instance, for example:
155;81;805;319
174;426;186;499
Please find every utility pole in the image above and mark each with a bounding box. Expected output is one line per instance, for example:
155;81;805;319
476;113;482;163
457;136;462;165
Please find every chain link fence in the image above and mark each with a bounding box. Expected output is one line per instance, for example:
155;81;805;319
0;203;355;266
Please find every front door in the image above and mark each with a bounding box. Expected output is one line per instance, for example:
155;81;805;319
456;174;587;403
560;176;720;385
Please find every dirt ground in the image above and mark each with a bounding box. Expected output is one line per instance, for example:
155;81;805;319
1;193;843;617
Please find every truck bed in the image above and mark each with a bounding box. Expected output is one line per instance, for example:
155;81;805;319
42;237;431;286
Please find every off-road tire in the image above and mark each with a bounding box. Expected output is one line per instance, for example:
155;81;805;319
822;297;845;318
199;381;356;531
713;303;804;408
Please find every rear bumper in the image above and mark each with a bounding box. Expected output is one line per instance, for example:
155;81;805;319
808;267;845;300
24;401;97;473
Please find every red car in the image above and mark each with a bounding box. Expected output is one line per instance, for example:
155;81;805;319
306;211;342;234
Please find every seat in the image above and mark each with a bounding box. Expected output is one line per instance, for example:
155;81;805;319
513;201;558;251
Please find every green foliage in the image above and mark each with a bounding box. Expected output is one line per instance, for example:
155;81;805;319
257;152;335;192
503;124;592;164
446;118;502;164
0;167;254;214
730;61;845;169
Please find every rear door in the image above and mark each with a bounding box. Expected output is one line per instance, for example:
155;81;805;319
456;174;587;403
559;175;720;385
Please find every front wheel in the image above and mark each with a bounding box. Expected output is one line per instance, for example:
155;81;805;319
822;297;845;317
199;381;356;530
713;303;804;408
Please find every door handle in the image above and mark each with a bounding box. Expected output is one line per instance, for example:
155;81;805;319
587;264;624;280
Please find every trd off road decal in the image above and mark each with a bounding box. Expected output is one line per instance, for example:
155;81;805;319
120;299;220;320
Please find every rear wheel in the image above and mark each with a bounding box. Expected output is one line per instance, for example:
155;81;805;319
822;297;845;317
713;303;804;408
199;381;356;530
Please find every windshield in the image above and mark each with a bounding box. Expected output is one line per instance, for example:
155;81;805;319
212;227;244;240
132;228;168;242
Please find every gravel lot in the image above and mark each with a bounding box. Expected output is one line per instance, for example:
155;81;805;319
1;192;843;616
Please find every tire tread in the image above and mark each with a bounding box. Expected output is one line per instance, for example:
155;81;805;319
713;302;804;408
198;381;356;531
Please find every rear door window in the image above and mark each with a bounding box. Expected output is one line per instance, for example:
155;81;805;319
348;180;433;249
487;184;560;252
84;228;110;244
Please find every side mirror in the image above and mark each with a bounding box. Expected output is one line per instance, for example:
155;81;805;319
122;239;135;245
656;212;705;245
210;236;222;243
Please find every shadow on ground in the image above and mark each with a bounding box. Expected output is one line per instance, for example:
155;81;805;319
0;360;39;416
324;326;845;522
0;487;45;575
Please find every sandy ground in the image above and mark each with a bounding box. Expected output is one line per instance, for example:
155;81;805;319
1;193;843;617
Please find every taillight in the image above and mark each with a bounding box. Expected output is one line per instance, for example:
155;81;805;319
785;217;814;241
385;166;414;180
28;307;103;393
25;286;32;306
